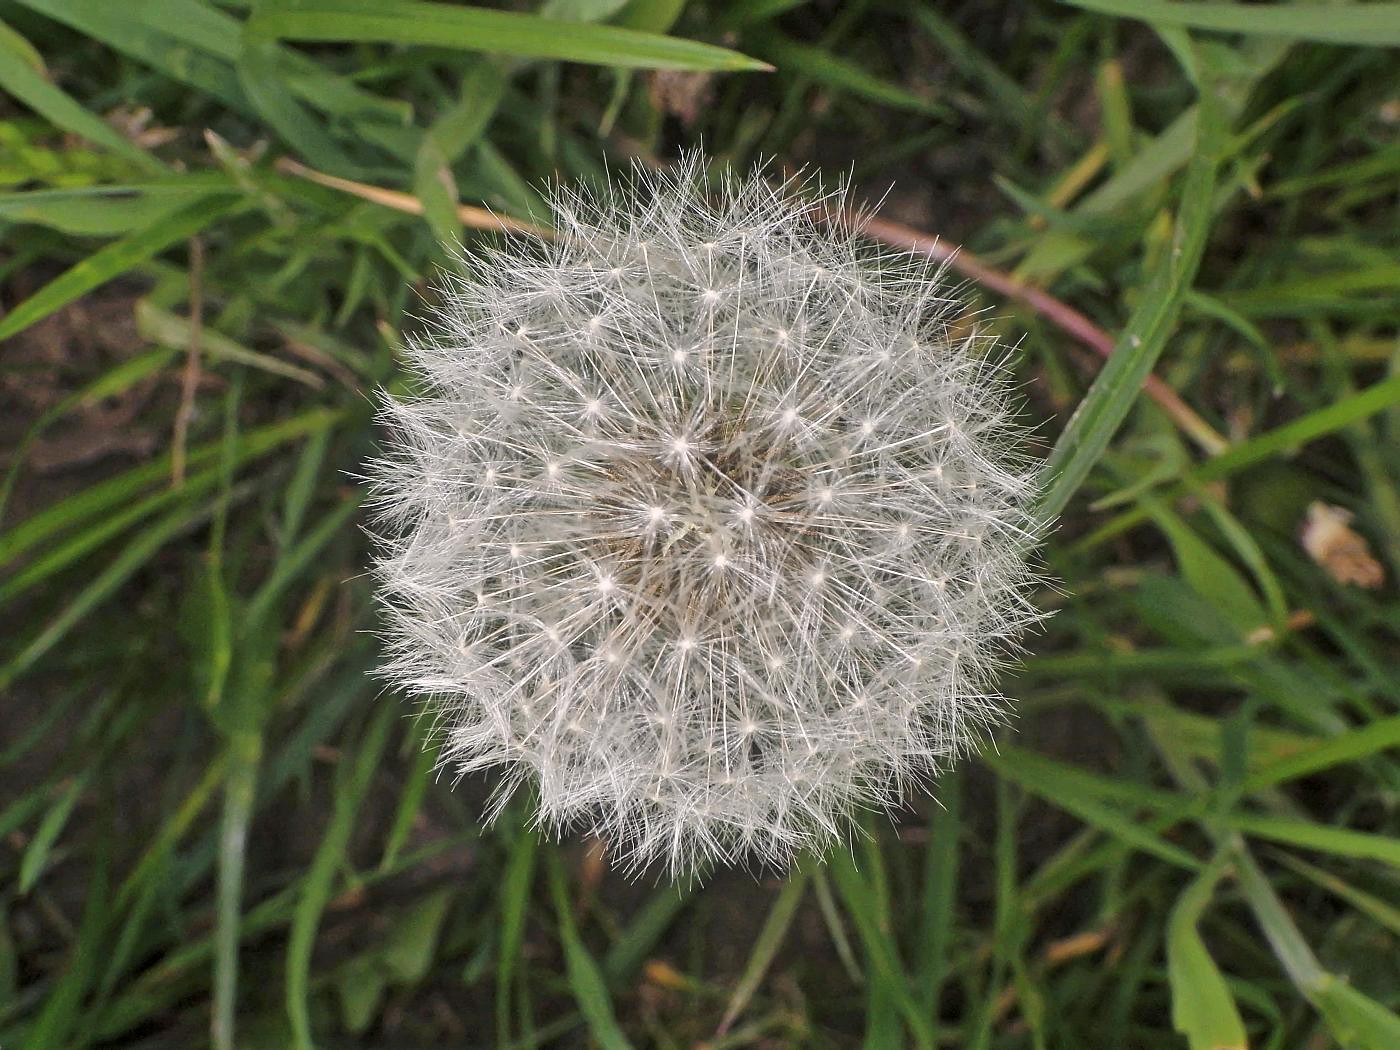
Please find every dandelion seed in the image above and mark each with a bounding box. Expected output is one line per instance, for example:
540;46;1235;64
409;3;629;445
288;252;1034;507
367;153;1045;877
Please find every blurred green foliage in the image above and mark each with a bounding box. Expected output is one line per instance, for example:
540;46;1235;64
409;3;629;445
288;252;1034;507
2;1;1399;1047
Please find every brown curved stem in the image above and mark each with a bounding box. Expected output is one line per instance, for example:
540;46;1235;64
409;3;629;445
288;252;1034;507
273;156;1226;456
853;213;1228;456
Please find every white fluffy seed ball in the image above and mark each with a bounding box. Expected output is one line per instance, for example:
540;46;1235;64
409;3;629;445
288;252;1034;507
368;156;1043;877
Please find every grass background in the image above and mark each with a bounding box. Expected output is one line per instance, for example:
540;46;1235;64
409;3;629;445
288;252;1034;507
2;1;1400;1047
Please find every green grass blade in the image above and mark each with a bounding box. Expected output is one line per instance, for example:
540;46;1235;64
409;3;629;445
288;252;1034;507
1064;0;1400;47
1276;853;1400;939
1313;979;1400;1050
114;755;228;910
414;61;507;244
0;408;340;567
1145;497;1268;637
243;495;361;627
1233;843;1400;1047
18;773;88;895
748;31;951;116
1199;372;1400;483
0;196;240;342
12;0;248;107
716;871;808;1034
280;428;331;548
0;20;164;172
286;703;396;1049
909;7;1057;139
1244;714;1400;793
0;465;228;606
0;181;235;235
983;750;1202;870
496;824;539;1044
1080;371;1400;551
135;301;323;387
238;18;363;175
376;727;435;874
1167;852;1248;1050
828;849;935;1050
212;732;261;1050
916;772;960;1014
545;853;635;1050
1231;841;1325;991
23;839;110;1050
1230;814;1400;871
601;883;697;986
0;499;222;692
251;0;769;71
1037;83;1223;520
0;347;178;529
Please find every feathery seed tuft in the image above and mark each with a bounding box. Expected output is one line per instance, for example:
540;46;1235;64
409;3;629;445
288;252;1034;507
368;155;1044;877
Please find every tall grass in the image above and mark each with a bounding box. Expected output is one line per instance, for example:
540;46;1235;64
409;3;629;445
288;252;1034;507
2;2;1398;1047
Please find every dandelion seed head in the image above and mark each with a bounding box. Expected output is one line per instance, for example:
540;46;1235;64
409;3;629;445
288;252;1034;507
368;154;1044;877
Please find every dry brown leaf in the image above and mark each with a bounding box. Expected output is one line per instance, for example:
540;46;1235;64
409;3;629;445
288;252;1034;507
1300;502;1384;589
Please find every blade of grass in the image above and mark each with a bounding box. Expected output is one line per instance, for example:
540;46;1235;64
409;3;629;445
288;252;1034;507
917;772;961;1015
745;31;951;117
238;14;363;175
136;301;324;387
13;0;247;107
205;377;245;1050
1314;979;1400;1050
377;725;435;873
1275;852;1400;939
273;155;550;236
810;868;863;986
1037;75;1224;520
1078;370;1400;551
1144;496;1269;637
545;852;635;1050
0;347;177;529
280;429;331;549
0;196;240;342
715;871;809;1036
1244;714;1400;793
0;689;80;769
23;837;110;1050
1230;814;1400;871
1233;841;1400;1048
983;751;1202;870
243;495;361;627
909;6;1064;141
828;849;935;1050
1064;0;1400;47
0;180;236;235
0;21;164;172
413;61;507;245
0;408;340;567
1166;850;1248;1050
17;773;89;895
1200;371;1400;483
114;755;228;910
250;0;770;71
212;731;260;1050
286;703;396;1050
496;825;539;1044
601;883;697;986
93;838;459;1041
987;746;1193;813
0;497;235;692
